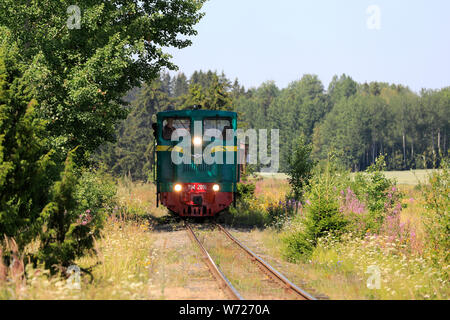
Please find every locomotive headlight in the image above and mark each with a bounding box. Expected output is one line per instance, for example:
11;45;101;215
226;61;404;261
174;184;182;192
212;184;220;192
193;136;202;146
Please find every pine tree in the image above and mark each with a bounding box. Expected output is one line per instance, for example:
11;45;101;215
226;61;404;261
0;51;57;250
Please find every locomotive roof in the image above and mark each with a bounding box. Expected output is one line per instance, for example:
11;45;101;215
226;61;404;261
157;109;237;118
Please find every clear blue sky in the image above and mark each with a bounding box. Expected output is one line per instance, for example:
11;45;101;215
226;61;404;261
166;0;450;92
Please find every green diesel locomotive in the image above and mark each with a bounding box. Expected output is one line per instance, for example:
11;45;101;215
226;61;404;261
153;109;241;217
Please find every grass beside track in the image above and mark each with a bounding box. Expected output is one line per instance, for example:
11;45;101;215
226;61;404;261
1;171;447;300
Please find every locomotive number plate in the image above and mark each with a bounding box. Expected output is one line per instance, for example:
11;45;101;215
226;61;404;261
186;184;207;192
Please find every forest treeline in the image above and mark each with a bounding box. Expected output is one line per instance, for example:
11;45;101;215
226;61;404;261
96;70;449;180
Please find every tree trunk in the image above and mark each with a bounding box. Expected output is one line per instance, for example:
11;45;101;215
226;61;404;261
372;142;376;164
403;133;406;166
444;131;447;156
438;128;441;155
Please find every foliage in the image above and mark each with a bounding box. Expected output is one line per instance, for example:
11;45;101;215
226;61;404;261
95;75;172;181
266;199;301;230
182;73;233;110
74;168;117;219
1;218;155;299
314;84;449;171
219;182;268;228
267;75;330;171
236;182;256;202
0;52;57;251
419;158;450;267
0;0;206;160
282;160;349;261
37;151;116;269
286;136;316;200
0;42;119;272
351;155;401;233
281;155;406;262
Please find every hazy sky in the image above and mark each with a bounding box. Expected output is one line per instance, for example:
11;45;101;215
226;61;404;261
166;0;450;92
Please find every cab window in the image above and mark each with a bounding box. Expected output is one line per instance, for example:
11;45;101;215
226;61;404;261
162;118;190;140
204;118;233;140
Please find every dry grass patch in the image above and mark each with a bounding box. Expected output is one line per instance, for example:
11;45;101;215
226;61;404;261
1;217;156;300
117;179;167;218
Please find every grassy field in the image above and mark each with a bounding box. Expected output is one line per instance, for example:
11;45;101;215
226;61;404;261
256;170;439;185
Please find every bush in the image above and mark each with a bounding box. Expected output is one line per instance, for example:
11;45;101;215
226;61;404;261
419;158;449;267
351;155;402;233
218;182;267;227
236;182;256;202
37;152;117;269
282;229;315;262
282;160;349;261
0;52;58;253
0;51;118;271
286;136;316;200
74;167;117;216
266;199;300;230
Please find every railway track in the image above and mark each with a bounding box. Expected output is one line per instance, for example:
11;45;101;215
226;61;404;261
185;222;244;300
184;221;316;300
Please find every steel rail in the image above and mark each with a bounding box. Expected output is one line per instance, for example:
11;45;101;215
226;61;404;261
215;223;317;300
184;221;244;300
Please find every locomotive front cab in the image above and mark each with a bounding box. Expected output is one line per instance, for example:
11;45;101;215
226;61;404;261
155;110;239;217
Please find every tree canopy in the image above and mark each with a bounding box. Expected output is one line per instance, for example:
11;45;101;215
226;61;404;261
0;0;206;159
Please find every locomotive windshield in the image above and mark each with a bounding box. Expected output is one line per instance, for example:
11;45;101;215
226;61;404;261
204;118;233;141
162;118;190;140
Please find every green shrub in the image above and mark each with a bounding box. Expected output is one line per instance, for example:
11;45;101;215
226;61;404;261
420;158;449;267
286;136;316;200
37;151;117;269
0;52;58;252
351;155;401;233
282;229;314;262
236;182;256;202
218;182;267;227
282;160;348;261
74;167;117;215
0;49;119;270
266;199;300;230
